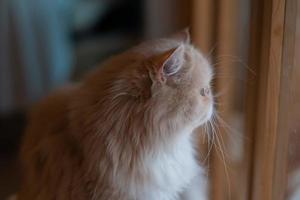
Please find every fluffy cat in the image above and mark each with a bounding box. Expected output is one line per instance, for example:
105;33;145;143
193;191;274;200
18;30;213;200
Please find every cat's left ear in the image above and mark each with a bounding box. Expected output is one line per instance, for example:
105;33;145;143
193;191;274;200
151;45;185;82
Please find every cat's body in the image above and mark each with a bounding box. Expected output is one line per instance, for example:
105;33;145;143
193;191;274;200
18;31;213;200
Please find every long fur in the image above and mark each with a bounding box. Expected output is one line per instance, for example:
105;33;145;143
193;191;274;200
18;31;213;200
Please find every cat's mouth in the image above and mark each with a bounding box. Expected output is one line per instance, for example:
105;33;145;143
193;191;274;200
190;107;213;132
197;103;214;127
206;103;214;121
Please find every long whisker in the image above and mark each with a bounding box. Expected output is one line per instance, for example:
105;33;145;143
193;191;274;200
212;115;229;158
210;113;232;200
213;55;256;75
215;112;248;141
202;122;215;164
205;42;219;61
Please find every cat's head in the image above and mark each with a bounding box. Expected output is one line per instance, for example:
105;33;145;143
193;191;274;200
86;29;214;132
139;30;214;130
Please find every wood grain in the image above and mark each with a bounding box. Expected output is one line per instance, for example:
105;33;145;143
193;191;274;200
191;0;216;55
211;0;240;200
246;0;296;199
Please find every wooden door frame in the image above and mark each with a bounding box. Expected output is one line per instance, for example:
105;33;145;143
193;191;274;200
247;0;298;199
191;0;297;199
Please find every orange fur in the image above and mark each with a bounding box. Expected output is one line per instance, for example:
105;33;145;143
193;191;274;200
19;30;213;200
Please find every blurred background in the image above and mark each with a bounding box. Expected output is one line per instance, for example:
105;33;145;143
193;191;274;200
0;0;299;200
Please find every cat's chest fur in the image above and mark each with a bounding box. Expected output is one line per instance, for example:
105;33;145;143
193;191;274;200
117;130;200;200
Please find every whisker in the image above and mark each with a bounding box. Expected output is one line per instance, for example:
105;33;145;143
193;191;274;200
205;42;219;61
210;113;232;200
215;112;248;141
213;55;256;75
202;122;214;164
213;116;230;159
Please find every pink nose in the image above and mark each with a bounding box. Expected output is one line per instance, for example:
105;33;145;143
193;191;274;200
200;87;210;97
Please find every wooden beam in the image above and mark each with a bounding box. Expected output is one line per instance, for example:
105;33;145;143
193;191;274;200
211;0;240;200
247;0;296;199
191;0;215;55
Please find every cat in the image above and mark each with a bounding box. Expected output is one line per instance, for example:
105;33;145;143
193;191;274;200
18;30;214;200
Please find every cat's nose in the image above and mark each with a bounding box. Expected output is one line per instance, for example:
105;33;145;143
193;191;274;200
200;87;210;97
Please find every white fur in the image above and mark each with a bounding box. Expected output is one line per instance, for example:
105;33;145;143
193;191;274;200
116;128;207;200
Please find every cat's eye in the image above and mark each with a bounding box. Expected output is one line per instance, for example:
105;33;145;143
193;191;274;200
200;87;210;97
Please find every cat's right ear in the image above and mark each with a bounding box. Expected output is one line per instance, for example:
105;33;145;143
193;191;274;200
170;28;191;44
149;45;185;83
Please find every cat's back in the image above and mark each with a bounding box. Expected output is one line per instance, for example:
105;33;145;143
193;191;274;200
19;84;83;200
22;84;78;144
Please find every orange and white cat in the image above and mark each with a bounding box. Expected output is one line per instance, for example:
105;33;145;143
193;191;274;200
18;30;213;200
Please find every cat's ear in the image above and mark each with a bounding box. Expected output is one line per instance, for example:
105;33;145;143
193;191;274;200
151;45;185;82
170;28;190;44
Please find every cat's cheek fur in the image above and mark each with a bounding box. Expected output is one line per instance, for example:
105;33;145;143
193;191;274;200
189;96;213;129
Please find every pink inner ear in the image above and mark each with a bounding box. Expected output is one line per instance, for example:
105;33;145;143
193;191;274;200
162;45;184;76
150;45;184;82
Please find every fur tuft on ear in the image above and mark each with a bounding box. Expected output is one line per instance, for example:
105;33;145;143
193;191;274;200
170;28;190;44
151;45;185;82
